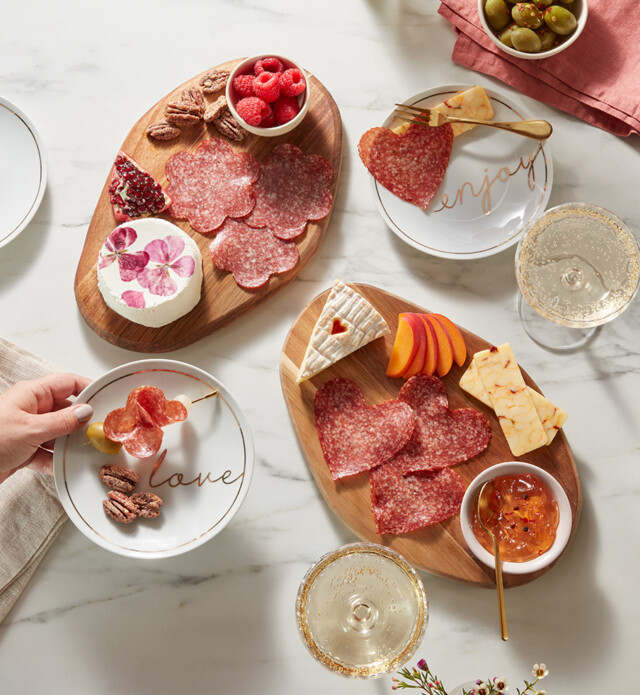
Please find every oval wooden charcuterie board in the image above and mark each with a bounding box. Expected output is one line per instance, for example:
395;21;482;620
280;284;581;588
75;59;342;353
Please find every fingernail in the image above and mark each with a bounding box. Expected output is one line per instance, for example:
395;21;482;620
74;404;93;422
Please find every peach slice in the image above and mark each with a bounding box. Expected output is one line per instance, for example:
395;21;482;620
430;314;467;367
424;314;454;378
401;313;428;379
417;314;438;376
386;314;421;378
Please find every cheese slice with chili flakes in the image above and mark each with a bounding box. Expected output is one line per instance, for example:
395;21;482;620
296;280;390;383
473;343;548;457
392;85;494;138
459;358;568;445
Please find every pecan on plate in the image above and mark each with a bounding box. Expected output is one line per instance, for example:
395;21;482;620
98;464;139;493
213;111;245;142
199;69;230;94
131;492;163;519
181;87;206;112
203;95;228;123
164;99;203;126
103;490;138;524
146;120;181;141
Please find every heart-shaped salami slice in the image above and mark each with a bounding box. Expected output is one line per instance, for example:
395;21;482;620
314;378;415;481
370;464;465;534
358;123;453;209
388;374;491;475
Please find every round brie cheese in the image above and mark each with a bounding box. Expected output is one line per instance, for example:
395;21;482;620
97;219;203;328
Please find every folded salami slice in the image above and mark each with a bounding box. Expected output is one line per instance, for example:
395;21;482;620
103;386;188;459
370;464;465;534
357;123;453;209
314;378;415;481
244;143;333;240
166;138;259;233
209;218;299;289
388;374;491;475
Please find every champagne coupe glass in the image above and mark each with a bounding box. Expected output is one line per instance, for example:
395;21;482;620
515;202;640;350
295;542;428;679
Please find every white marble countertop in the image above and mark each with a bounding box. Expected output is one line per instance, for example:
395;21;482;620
1;1;639;692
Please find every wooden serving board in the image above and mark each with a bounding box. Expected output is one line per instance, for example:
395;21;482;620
75;59;342;353
280;284;581;588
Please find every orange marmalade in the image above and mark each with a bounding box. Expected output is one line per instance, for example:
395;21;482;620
471;473;559;562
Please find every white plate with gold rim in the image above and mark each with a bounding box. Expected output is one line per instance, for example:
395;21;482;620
370;84;553;260
53;359;254;559
0;96;47;249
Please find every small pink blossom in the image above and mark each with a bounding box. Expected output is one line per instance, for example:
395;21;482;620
99;226;149;281
136;235;195;297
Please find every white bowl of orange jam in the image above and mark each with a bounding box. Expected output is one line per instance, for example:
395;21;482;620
460;462;572;575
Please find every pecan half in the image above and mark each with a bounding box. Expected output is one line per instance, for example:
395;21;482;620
199;69;230;94
213;111;245;142
103;490;138;524
181;87;205;112
165;100;203;126
204;95;228;123
146;120;181;141
131;492;163;519
99;464;139;493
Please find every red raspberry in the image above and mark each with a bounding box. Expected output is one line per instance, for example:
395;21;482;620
254;56;284;75
279;68;306;97
232;74;255;99
273;96;300;125
261;113;276;128
253;71;280;103
236;96;271;126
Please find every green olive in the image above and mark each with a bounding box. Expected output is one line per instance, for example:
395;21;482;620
511;26;542;52
500;23;519;47
534;0;553;6
537;25;558;51
512;3;543;29
86;422;123;455
544;6;577;35
485;0;511;30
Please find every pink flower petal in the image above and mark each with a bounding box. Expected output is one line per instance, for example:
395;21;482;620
122;290;146;308
137;267;177;297
164;235;186;264
98;253;116;270
144;238;170;264
118;250;149;282
170;255;195;278
109;226;137;252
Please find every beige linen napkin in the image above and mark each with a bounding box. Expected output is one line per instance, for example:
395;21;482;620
0;338;67;623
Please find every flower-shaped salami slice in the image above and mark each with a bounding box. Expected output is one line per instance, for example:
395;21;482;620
244;143;333;240
98;226;149;281
388;374;491;475
209;219;299;290
166;138;259;233
370;464;465;534
103;386;188;459
314;378;415;481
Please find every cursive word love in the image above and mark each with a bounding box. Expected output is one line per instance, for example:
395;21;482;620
431;143;543;216
148;449;244;489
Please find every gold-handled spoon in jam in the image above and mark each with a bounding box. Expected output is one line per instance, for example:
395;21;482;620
477;481;508;641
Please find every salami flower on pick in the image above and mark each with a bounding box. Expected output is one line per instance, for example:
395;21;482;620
244;143;333;240
209;218;299;290
314;378;415;481
388;374;491;475
358;123;453;209
166;138;259;234
103;386;188;459
98;226;149;282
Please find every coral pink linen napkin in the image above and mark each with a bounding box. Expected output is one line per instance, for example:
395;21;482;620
438;0;640;136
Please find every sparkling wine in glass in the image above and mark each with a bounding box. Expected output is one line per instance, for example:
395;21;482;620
295;542;428;679
515;202;640;349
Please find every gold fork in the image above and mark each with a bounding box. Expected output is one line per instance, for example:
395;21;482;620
394;103;553;140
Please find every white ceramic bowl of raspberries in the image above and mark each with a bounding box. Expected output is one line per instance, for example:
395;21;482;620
226;54;310;136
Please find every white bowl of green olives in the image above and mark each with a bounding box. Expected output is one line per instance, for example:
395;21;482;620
478;0;588;59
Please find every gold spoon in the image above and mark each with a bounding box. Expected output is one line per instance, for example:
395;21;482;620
477;481;508;641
